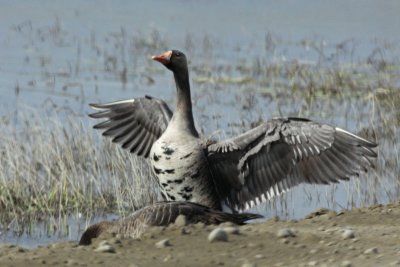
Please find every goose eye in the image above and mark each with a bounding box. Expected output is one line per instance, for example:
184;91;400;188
175;52;181;57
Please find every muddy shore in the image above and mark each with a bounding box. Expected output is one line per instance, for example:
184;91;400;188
0;202;399;267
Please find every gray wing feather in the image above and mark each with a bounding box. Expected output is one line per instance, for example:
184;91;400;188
207;118;377;211
135;201;262;226
89;95;173;158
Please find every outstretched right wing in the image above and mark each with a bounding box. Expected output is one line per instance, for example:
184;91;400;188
89;95;173;158
207;118;377;211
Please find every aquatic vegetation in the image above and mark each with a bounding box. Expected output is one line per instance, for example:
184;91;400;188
0;107;160;228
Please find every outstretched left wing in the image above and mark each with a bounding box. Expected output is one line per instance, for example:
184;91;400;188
89;95;173;158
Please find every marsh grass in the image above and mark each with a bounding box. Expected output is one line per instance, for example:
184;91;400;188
0;107;160;231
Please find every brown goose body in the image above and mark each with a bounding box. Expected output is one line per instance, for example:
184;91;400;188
89;50;378;211
79;201;261;245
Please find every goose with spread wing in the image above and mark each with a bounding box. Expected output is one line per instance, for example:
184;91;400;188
89;50;377;212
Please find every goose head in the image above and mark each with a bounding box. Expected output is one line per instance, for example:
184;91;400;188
152;50;188;72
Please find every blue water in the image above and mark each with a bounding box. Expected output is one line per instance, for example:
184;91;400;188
0;0;399;248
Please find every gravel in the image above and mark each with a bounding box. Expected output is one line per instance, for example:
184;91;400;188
363;247;379;254
174;215;187;227
277;228;296;238
307;260;318;266
341;260;352;267
208;228;228;242
95;241;116;253
155;239;171;248
223;226;240;235
342;229;355;239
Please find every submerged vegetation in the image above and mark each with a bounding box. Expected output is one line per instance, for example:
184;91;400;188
0;18;399;241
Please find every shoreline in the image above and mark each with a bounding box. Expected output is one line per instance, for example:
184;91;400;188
0;202;399;267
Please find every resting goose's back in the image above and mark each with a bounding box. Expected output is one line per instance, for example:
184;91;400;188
89;50;378;212
79;201;261;245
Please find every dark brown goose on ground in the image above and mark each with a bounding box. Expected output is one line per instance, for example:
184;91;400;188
79;201;261;245
89;50;378;211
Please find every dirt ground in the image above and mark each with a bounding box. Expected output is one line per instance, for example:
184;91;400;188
0;202;399;267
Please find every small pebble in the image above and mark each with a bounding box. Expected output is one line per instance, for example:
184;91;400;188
195;222;206;229
242;263;257;267
364;247;379;254
254;254;264;259
295;244;306;249
155;239;171;248
174;215;187;227
243;226;254;231
223;226;240;235
180;227;191;235
307;261;318;266
163;254;172;262
341;261;352;267
65;259;77;266
208;228;228;242
326;242;336;247
342;229;355;239
111;238;122;244
280;238;290;244
18;247;27;253
277;228;295;238
358;254;367;260
95;241;116;253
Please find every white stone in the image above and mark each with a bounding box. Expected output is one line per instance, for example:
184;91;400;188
342;229;355;239
95;241;116;253
277;228;295;238
174;215;187;227
223;226;240;235
208;228;228;242
155;239;171;248
341;260;352;267
364;247;379;254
